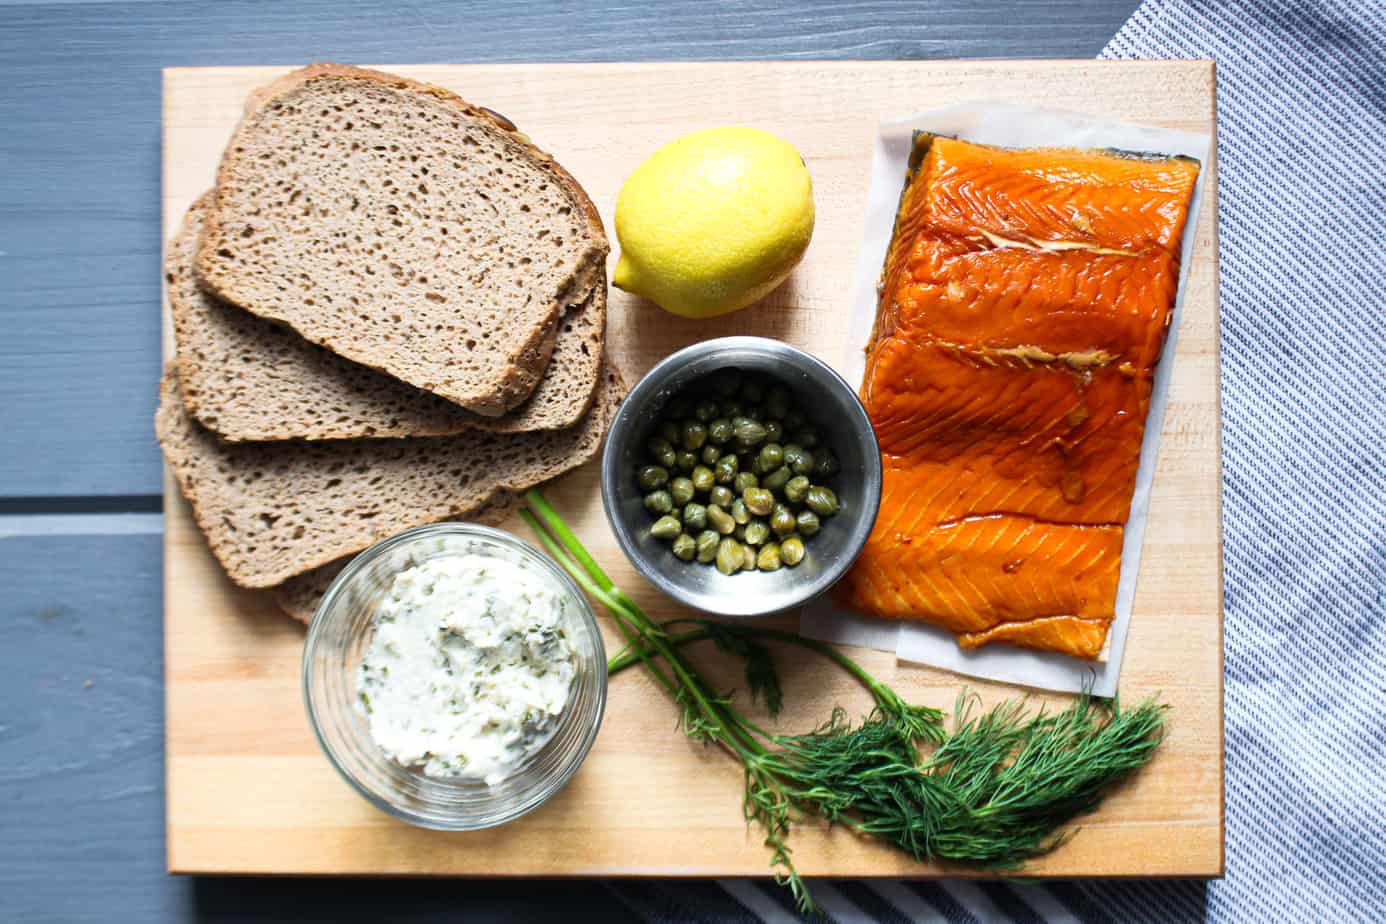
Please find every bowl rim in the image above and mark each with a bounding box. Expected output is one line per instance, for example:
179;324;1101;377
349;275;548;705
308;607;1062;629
301;521;607;831
600;336;882;618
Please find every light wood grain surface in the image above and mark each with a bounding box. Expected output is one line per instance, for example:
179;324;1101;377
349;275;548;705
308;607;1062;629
0;0;1142;501
4;2;1186;920
162;60;1222;880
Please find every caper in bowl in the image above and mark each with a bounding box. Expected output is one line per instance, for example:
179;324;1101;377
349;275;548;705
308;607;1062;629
599;337;882;618
628;368;844;576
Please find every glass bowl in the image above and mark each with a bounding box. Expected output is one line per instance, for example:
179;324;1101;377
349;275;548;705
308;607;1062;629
302;522;607;830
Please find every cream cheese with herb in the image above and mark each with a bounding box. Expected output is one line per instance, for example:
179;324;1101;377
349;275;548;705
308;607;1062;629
355;553;577;785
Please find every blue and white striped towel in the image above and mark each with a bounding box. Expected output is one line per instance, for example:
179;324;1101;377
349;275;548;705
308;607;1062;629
609;0;1386;919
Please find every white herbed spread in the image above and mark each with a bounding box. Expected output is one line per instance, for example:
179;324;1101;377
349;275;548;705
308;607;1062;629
356;553;577;785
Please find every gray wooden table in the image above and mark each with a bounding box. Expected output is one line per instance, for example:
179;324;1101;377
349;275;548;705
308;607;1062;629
0;1;1139;920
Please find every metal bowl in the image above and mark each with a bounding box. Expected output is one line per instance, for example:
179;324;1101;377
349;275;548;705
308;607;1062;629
601;336;882;617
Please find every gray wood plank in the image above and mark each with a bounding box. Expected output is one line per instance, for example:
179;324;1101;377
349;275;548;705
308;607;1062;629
0;529;639;923
2;2;1145;918
0;0;1140;499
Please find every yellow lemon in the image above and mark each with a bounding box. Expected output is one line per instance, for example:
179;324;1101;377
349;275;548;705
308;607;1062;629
612;127;814;319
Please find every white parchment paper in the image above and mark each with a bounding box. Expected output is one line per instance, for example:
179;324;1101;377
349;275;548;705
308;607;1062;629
800;103;1212;696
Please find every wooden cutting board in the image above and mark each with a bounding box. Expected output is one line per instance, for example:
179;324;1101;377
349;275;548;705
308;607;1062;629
162;60;1223;878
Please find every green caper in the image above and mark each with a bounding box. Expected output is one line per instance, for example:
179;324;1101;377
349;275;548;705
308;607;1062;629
795;509;821;537
715;537;743;575
658;420;680;444
771;505;797;536
691;465;715;493
741;376;766;402
765;386;791;420
682;502;708;531
682;421;708;451
757;542;782;572
791;428;820;450
707;504;735;535
780;535;805;566
696;530;720;563
713;453;739;484
699;443;720;465
784;475;811;504
650;515;682;540
743;487;774;516
676;450;697;473
732;416;767;447
671;533;696;561
763;420;784;443
712;369;742;398
742;545;758;571
757;442;784;471
783;409;806;430
709;485;734;508
761;466;792;492
708;417;734;445
637;465;669;491
694;399;718;422
720;398;745;419
805;485;840;517
646;437;677;467
733;524;747;542
733;471;759;494
812;448;840;478
730;497;751;525
667;398;692;421
783;443;813;476
670;476;695;506
643;490;674;515
744;519;770;546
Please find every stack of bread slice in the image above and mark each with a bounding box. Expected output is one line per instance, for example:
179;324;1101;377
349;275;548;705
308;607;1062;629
157;64;621;621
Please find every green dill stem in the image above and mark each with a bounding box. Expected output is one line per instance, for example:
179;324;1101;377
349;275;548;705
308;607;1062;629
521;496;766;759
524;489;655;634
660;621;894;698
519;490;1164;913
520;511;758;757
607;628;709;673
524;489;612;591
611;621;943;743
606;629;789;746
519;509;678;697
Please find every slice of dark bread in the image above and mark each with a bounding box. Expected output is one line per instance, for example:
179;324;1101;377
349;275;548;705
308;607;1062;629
156;360;623;588
196;63;608;417
272;491;523;624
169;193;606;441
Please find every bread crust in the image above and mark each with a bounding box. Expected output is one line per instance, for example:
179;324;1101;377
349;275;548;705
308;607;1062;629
195;63;609;417
169;193;607;440
155;360;624;588
270;491;524;624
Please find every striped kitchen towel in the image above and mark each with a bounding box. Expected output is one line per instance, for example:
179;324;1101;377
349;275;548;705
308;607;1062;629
607;0;1386;920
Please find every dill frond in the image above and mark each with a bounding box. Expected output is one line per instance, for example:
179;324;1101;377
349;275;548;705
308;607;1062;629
523;489;1167;915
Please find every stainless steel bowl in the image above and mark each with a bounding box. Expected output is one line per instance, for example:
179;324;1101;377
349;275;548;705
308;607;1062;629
601;337;882;617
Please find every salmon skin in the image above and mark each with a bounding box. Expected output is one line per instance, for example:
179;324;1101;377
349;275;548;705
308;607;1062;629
839;134;1198;660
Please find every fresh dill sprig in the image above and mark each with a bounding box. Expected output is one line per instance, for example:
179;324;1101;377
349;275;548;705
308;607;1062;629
522;489;1167;914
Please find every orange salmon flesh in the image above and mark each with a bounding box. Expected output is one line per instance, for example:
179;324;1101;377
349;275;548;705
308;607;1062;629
838;135;1198;660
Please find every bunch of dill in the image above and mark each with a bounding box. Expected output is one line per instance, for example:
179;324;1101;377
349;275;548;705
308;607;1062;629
522;489;1166;913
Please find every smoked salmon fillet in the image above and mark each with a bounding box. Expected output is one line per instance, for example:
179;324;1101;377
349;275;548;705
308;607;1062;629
866;338;1152;525
839;134;1198;660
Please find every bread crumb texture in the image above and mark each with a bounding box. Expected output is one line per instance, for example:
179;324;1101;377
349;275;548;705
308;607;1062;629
156;362;624;588
170;194;606;441
197;65;607;415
